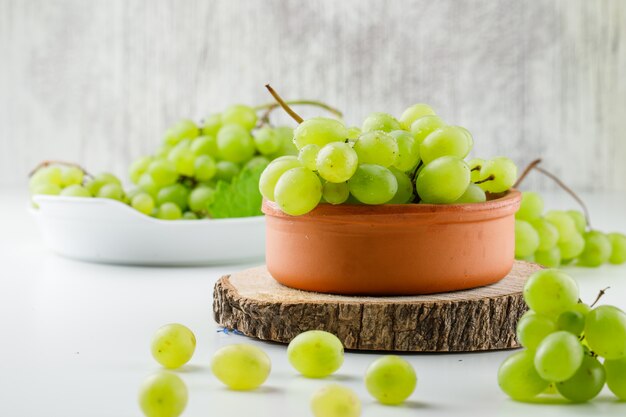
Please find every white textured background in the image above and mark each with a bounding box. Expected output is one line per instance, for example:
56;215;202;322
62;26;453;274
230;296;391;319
1;0;625;191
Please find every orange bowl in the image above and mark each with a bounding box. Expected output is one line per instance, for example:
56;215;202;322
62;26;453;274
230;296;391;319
263;190;521;295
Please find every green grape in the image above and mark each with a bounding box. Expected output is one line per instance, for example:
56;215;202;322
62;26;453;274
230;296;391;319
253;126;280;155
322;182;349;205
387;167;413;204
130;156;153;184
410;115;446;145
523;269;579;318
454;183;486;204
138;174;160;198
572;302;591;317
86;172;122;195
157;202;182;220
365;355;416;405
293;117;347;150
29;166;62;189
516;192;544;221
497;350;549;401
545;211;577;243
399;103;436;130
530;218;559;251
131;193;155;215
556;356;605;403
416;156;470;204
182;211;198;220
193;155;216;181
534;247;561;268
298;144;321;171
244;156;270;171
60;166;84;186
519;309;536;321
419;126;472;165
259;156;301;201
188;187;215;212
567;210;587;233
214;161;240;182
608;232;626;264
157;184;190;211
534;331;584;382
468;158;485;183
138;372;188;417
361;112;401;133
60;184;91;198
151;324;196;369
605;357;626;400
585;305;626;359
164;119;199;146
316;142;359;183
269;126;298;157
211;344;271;390
353;131;398;167
155;145;173;159
310;384;361;417
222;104;257;130
390;130;420;171
97;183;124;201
346;126;361;141
167;146;195;177
515;220;540;258
558;232;585;260
477;157;518;193
578;231;612;267
516;314;556;350
274;167;322;216
148;160;178;187
191;135;218;157
202;113;222;136
348;164;398;205
287;330;344;378
217;124;255;163
556;310;585;336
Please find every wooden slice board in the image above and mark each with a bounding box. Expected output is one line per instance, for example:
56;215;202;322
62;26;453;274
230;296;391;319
213;261;541;352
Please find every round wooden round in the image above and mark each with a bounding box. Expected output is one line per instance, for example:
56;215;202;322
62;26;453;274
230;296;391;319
213;261;541;352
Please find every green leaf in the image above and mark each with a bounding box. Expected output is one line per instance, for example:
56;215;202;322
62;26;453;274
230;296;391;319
206;164;265;219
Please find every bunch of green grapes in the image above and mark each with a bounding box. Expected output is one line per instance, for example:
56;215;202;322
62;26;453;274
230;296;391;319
29;104;297;220
515;191;626;268
260;102;518;216
498;269;626;403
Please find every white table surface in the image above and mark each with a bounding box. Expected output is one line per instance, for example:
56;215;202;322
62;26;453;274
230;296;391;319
1;187;626;417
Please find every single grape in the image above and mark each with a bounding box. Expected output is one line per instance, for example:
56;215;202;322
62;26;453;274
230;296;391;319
566;210;587;233
259;156;302;201
222;104;257;130
577;230;612;267
347;164;398;205
188;187;215;213
287;330;344;378
164;120;199;146
60;166;84;186
409;115;446;145
269;126;298;157
298;144;321;171
516;314;556;350
516;192;544;221
556;355;605;403
399;103;436;130
365;355;417;405
454;183;486;204
157;202;182;220
129;156;153;184
86;172;122;195
523;269;579;318
534;331;584;382
148;160;178;187
322;182;350;205
497;350;549;401
214;161;240;182
387;167;414;204
202;114;222;136
60;184;91;198
274;167;322;216
346;126;361;141
530;218;559;252
477;157;518;193
316;142;358;183
29;166;62;189
361;112;401;133
419;126;472;165
545;210;577;243
515;220;540;258
167;146;195;177
353;131;399;167
534;247;562;268
416;156;470;204
97;183;124;201
558;232;585;260
572;302;591;317
390;130;420;172
217;123;255;163
193;155;217;181
157;184;190;211
138;372;188;417
211;344;271;390
138;174;159;198
132;193;155;215
244;156;270;171
293;117;347;150
604;357;626;400
585;305;626;359
190;135;219;157
556;310;585;336
253;126;280;155
151;324;196;369
607;232;626;264
310;384;361;417
468;158;485;183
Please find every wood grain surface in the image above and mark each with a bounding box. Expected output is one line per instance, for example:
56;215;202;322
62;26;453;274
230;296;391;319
1;0;625;191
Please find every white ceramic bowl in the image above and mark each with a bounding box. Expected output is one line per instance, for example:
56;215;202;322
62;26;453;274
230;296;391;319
30;195;265;266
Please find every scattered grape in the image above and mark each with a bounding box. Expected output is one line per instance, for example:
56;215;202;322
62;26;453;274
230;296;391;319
138;372;188;417
310;384;361;417
151;324;196;369
287;330;344;378
365;355;417;405
211;344;271;390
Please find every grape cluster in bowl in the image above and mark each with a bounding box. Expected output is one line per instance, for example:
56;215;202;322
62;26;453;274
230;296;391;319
260;102;519;216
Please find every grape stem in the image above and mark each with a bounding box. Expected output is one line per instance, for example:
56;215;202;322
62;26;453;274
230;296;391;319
410;162;423;203
28;160;93;179
590;286;610;308
473;175;495;185
255;100;343;126
264;85;304;124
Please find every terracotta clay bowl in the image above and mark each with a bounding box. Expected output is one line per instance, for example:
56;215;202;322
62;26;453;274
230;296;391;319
262;190;521;296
